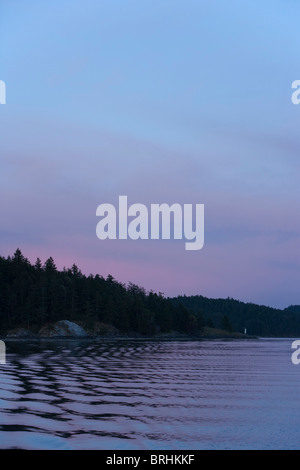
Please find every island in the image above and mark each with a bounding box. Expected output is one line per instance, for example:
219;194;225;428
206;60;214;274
0;249;299;339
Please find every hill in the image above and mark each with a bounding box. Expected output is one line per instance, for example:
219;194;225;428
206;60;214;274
284;305;300;314
172;295;300;337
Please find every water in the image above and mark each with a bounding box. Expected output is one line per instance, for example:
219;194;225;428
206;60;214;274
0;338;299;450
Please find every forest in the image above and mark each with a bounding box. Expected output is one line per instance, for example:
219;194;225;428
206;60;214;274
0;249;299;337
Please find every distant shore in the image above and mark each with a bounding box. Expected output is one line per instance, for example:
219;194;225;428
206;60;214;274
1;326;257;341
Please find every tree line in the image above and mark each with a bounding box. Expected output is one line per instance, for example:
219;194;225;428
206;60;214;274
175;295;300;337
0;249;200;336
0;249;299;337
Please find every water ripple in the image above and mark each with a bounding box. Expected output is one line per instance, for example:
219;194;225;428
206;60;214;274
0;339;299;449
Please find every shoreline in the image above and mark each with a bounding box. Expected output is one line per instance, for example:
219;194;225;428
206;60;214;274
0;324;258;342
2;334;258;342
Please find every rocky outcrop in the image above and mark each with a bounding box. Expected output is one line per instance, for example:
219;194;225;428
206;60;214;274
86;322;120;337
39;320;88;338
6;328;36;338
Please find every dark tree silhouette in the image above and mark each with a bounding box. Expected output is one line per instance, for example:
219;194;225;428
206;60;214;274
0;249;299;337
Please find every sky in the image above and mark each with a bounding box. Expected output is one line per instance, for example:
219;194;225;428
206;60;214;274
1;0;300;308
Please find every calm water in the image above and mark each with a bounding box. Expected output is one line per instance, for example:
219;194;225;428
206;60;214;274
0;338;299;450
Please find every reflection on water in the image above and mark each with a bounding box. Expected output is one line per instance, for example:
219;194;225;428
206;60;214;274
0;339;299;449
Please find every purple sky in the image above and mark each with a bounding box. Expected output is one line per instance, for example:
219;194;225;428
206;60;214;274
1;0;300;308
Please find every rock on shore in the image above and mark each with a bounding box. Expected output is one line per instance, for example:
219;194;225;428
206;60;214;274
6;328;37;339
39;320;88;338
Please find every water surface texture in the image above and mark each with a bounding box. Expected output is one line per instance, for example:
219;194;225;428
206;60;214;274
0;339;299;449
